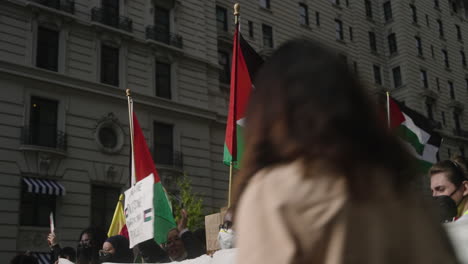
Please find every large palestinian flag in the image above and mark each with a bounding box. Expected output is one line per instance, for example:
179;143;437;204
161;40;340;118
388;97;442;171
223;23;263;167
132;113;176;244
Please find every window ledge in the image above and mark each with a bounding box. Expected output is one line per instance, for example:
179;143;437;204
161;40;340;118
19;144;67;157
332;3;343;10
445;67;452;72
90;22;134;39
25;1;76;20
336;39;346;45
300;24;312;30
371;51;379;56
417;55;426;60
389;52;399;58
440;36;446;41
412;22;421;27
259;6;273;14
366;17;375;23
384;18;394;25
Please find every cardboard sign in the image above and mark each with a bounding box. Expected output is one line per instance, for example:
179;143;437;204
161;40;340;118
205;208;227;252
124;175;154;248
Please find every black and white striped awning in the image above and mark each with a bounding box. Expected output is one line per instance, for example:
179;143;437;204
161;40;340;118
23;177;66;196
31;252;51;264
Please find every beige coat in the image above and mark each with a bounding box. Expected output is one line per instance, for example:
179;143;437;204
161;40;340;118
235;161;458;264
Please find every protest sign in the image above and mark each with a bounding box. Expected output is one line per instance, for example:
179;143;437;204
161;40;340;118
124;174;154;248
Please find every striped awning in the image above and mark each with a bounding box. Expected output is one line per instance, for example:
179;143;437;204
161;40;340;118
31;252;51;264
23;177;66;196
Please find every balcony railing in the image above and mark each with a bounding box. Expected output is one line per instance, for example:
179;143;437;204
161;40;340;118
91;7;132;32
21;126;67;151
145;26;183;49
152;149;183;169
30;0;75;14
453;129;468;138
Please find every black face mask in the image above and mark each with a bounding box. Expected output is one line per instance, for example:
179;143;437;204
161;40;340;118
77;244;93;260
99;252;115;263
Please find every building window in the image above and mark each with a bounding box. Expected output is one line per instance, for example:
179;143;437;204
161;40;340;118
388;33;397;54
416;73;426;91
452;1;458;13
456;25;462;41
448;81;455;99
442;111;446;125
20;184;56;226
454;112;461;133
437;19;444;38
155;61;171;99
415;36;423;56
365;0;373;19
299;3;309;25
153;122;174;165
431;45;434;58
383;1;393;22
353;61;358;74
426;14;430;26
392;66;402;88
154;6;171;43
29;96;58;148
218;51;230;84
426;102;434;120
91;185;120;230
335;19;343;40
36;27;59;72
248;21;254;37
100;45;119;86
262;24;273;48
442;49;449;68
259;0;270;9
461;51;467;67
434;0;439;8
315;12;320;26
373;65;382;85
349;27;353;41
436;77;440;91
410;4;418;23
216;6;228;32
369;32;377;52
421;70;428;88
460;147;465;158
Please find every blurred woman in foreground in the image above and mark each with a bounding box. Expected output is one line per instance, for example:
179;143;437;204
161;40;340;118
233;39;457;264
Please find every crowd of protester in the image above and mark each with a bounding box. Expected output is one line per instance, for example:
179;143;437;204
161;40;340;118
10;39;468;263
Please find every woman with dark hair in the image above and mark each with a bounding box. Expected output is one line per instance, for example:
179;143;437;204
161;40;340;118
430;156;468;218
233;39;457;263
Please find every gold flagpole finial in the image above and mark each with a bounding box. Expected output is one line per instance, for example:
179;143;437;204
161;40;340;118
234;3;240;24
126;89;131;97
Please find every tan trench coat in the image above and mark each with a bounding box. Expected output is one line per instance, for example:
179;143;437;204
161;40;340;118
235;161;458;264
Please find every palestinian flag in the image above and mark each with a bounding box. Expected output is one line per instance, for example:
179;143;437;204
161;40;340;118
107;193;128;239
223;23;263;167
388;97;442;171
132;113;176;244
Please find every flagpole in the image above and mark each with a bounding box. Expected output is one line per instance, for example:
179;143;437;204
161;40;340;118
126;89;136;186
386;91;390;128
228;3;240;208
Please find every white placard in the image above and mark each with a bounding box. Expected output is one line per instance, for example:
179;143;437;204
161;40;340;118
124;174;154;248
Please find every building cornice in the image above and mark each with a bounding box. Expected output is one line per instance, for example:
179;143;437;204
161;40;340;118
0;60;228;123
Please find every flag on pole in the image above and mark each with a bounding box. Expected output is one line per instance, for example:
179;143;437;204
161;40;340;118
388;97;442;171
107;194;128;239
131;113;176;244
223;23;263;167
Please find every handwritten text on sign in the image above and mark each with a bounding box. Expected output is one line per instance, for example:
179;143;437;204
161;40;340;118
125;174;154;248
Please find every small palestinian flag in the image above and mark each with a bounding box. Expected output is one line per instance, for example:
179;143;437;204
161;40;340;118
388;98;442;171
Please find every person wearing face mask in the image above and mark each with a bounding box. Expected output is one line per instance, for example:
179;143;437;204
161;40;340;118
99;235;133;263
218;208;235;250
430;156;468;219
